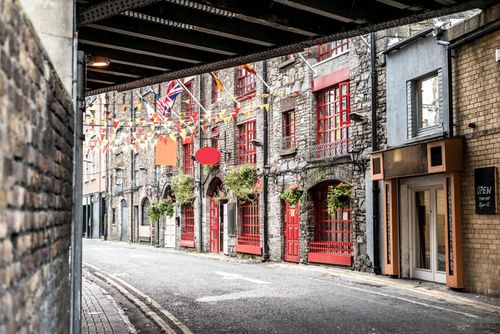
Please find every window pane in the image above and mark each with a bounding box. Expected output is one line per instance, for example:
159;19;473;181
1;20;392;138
418;75;440;129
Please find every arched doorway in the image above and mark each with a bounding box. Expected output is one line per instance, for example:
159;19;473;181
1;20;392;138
308;181;353;266
162;186;176;248
120;199;129;241
207;177;224;253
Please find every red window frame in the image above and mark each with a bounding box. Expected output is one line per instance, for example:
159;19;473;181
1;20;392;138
316;81;350;158
211;71;219;103
237;65;256;97
235;201;261;255
237;120;256;165
183;142;194;176
318;39;349;62
308;183;353;266
184;80;194;119
282;109;296;150
180;204;195;247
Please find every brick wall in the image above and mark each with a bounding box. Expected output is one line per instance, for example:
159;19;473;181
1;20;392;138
453;31;500;295
0;1;73;332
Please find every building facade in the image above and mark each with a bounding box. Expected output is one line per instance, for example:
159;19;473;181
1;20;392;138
83;94;108;239
98;7;499;295
371;5;499;294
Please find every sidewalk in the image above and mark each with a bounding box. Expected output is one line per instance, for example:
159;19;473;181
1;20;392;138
82;276;136;334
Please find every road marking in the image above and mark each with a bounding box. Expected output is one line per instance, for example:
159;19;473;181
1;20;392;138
84;262;193;334
214;271;271;284
196;289;282;303
310;278;479;319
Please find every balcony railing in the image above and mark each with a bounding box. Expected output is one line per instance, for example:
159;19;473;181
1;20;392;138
281;136;296;151
307;140;350;160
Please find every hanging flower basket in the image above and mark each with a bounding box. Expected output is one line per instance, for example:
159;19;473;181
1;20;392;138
172;173;195;205
223;165;258;203
327;183;352;215
280;182;303;206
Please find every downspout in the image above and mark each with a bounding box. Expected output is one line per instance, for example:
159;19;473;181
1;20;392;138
197;77;204;251
262;61;270;260
370;32;381;274
446;46;454;138
130;90;135;243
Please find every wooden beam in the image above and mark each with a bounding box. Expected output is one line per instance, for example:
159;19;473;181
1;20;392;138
78;0;161;26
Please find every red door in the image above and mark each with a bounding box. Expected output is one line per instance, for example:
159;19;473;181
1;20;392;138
209;197;220;253
284;202;300;263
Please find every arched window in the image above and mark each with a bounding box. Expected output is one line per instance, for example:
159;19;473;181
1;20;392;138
141;198;150;226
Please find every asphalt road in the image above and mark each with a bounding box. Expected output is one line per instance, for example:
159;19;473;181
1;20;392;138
82;239;500;334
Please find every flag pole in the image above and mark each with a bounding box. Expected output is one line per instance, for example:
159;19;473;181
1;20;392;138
298;53;317;76
176;79;210;117
223;85;240;107
254;72;273;93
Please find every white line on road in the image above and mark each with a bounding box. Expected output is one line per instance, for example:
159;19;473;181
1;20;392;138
196;289;284;303
310;278;479;319
214;271;271;284
84;262;194;334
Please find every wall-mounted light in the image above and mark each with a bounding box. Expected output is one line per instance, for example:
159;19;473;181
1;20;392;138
251;139;263;147
87;55;110;67
349;112;365;123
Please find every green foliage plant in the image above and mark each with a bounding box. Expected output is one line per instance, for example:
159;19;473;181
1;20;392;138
224;165;258;203
327;182;352;215
280;182;303;207
172;173;195;205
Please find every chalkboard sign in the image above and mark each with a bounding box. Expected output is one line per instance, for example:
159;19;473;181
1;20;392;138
475;167;497;215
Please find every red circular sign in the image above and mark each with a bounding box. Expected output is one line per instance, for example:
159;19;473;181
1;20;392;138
194;147;221;165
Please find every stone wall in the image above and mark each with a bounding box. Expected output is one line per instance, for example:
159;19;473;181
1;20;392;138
453;27;500;295
0;1;73;332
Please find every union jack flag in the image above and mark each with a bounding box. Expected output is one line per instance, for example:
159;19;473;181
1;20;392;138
152;81;183;121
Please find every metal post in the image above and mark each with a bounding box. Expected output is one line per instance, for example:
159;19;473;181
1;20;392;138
70;50;85;334
197;77;204;251
262;60;270;261
130;91;135;243
370;32;381;274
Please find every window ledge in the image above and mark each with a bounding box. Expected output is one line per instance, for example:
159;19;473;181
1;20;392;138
279;58;295;69
314;49;350;67
306;154;350;164
236;91;256;102
279;148;297;156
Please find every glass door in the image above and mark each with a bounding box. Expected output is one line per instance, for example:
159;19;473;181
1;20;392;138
412;186;446;283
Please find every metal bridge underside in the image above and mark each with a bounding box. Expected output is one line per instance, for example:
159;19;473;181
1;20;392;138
77;0;496;95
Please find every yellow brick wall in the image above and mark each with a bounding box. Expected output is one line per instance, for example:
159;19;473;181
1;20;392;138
453;31;500;296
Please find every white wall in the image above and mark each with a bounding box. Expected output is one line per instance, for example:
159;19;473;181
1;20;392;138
19;0;74;94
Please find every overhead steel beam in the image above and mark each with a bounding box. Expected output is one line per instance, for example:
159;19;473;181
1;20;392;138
78;44;184;70
79;27;228;63
78;0;161;26
86;18;242;56
135;2;305;46
87;68;141;78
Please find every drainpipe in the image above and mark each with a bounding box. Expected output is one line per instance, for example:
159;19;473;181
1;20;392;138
446;46;454;138
197;76;204;251
370;32;381;274
262;60;270;261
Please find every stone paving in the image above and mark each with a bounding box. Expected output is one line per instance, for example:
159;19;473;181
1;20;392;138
82;277;136;334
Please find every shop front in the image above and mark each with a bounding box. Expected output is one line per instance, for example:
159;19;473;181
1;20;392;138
371;137;464;289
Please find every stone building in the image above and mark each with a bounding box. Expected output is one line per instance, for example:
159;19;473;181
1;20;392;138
370;5;499;295
103;28;425;272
